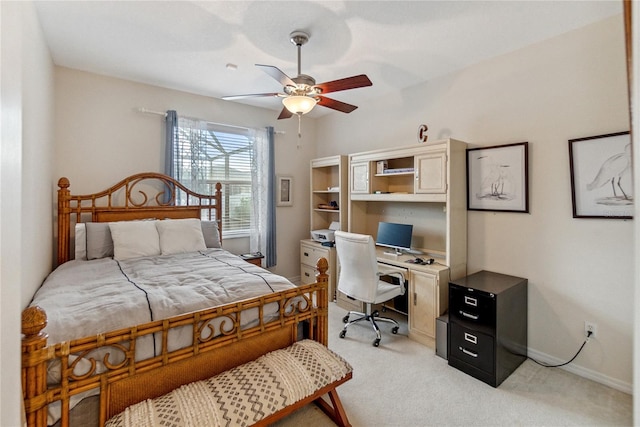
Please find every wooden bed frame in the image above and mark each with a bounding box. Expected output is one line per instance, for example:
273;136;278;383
21;173;335;427
55;172;224;266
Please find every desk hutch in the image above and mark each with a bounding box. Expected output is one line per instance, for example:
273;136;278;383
302;140;467;347
343;139;468;346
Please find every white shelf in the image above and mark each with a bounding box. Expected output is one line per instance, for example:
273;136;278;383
351;193;447;203
374;171;414;177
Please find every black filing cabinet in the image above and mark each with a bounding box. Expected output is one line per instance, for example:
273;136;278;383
448;270;527;387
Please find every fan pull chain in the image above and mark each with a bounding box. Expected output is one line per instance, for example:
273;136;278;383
297;114;302;139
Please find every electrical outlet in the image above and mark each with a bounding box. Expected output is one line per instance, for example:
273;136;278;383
584;321;597;338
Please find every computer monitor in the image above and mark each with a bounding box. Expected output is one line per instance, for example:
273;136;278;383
375;222;413;255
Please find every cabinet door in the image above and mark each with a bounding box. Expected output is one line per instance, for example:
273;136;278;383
409;270;437;339
350;161;369;194
415;151;447;194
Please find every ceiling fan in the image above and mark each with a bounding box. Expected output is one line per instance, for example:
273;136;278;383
222;30;372;120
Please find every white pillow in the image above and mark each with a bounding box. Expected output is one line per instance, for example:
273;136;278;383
109;220;161;260
156;218;206;255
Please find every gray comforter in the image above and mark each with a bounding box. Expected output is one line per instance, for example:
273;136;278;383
31;248;296;347
31;248;299;425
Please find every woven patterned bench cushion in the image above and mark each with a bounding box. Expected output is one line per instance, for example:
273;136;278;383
106;340;352;427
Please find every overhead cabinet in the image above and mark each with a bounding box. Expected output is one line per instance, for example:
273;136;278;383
349;142;452;202
415;150;447;194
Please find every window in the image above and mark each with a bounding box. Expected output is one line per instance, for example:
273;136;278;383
173;118;254;236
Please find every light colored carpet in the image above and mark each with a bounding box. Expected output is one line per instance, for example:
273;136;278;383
274;302;632;427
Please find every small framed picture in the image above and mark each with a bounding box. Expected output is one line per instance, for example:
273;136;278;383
277;176;293;207
467;142;529;213
568;131;632;219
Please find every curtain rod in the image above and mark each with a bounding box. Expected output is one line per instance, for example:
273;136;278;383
136;107;167;117
136;107;285;134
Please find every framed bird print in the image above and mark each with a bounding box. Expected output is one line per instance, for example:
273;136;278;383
467;142;529;213
568;131;632;219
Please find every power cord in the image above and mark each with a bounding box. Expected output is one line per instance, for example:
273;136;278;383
526;330;592;368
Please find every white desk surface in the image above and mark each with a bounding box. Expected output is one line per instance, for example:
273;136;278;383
375;247;449;274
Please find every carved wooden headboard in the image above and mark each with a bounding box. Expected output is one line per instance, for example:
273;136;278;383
57;172;222;265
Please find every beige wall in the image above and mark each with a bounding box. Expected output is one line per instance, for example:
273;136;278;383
0;1;55;425
317;16;632;391
23;0;55;305
54;68;314;279
632;0;639;420
1;7;633;427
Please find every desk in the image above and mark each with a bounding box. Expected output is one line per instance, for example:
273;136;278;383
336;247;451;347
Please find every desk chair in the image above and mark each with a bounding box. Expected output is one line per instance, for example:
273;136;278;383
335;230;406;347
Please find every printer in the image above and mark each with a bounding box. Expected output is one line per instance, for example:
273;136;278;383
311;221;340;243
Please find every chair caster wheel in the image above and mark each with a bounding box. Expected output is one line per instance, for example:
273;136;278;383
392;326;399;334
339;330;346;339
342;315;349;323
373;339;380;347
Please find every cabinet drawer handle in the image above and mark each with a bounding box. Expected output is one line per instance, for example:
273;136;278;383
464;296;477;307
460;310;479;320
304;272;310;277
303;252;309;257
464;332;477;344
459;347;478;358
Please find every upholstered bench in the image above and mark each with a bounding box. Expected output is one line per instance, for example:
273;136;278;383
105;340;353;427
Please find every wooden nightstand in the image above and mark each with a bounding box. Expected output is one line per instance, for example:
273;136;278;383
240;253;264;266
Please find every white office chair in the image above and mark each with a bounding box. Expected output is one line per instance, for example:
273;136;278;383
334;230;406;347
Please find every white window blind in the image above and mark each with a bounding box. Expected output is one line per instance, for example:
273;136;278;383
174;118;254;235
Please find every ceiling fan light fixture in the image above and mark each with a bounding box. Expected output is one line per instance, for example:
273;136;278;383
282;95;317;115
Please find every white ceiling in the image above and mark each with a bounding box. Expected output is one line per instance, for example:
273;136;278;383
34;1;622;118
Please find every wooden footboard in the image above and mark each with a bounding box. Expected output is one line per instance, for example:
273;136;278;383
22;258;329;427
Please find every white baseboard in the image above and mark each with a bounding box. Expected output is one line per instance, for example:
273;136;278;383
527;347;631;394
288;275;301;285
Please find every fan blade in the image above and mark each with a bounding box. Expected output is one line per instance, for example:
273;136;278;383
277;107;294;120
314;74;372;94
256;64;297;87
316;96;358;114
222;93;281;101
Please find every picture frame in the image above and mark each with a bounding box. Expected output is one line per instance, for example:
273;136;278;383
568;131;632;219
467;142;529;213
277;175;293;207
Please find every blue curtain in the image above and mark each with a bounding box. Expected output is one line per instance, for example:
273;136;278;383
163;110;178;203
265;126;276;267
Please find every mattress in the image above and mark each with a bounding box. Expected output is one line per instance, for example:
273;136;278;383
29;248;299;425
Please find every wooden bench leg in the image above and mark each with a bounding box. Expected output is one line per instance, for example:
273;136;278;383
314;389;351;427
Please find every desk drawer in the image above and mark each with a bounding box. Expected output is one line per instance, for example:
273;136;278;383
300;264;316;285
449;284;495;334
449;323;494;374
300;245;329;268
